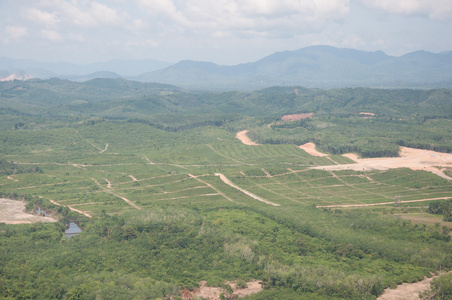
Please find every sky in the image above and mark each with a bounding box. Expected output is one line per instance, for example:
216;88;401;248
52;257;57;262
1;0;452;66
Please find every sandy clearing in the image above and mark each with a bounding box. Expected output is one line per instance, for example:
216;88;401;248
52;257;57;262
0;198;57;224
189;280;263;300
237;129;452;179
313;147;452;178
298;142;329;157
236;130;259;145
282;113;313;121
378;272;452;300
215;173;280;206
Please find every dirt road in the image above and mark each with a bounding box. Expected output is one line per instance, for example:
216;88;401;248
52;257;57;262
317;197;452;208
215;173;280;206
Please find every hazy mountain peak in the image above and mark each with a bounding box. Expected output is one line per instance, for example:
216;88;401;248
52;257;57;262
1;45;451;90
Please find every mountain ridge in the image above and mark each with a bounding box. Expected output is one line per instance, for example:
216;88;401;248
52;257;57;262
133;46;452;90
1;45;452;90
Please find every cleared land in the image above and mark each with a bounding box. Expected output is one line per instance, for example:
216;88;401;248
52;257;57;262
314;146;452;178
0;198;56;224
378;272;452;300
190;280;263;300
237;129;452;180
236;130;259;145
281;113;313;121
298;142;329;157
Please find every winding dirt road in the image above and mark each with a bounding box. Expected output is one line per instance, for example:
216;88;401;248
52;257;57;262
215;173;280;206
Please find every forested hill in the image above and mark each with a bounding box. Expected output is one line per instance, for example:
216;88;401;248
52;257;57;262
1;78;451;158
1;78;451;120
134;46;452;90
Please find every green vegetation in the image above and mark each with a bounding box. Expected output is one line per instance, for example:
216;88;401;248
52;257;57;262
0;79;451;299
429;200;452;222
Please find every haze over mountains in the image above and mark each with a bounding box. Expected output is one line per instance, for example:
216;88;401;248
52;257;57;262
2;45;452;90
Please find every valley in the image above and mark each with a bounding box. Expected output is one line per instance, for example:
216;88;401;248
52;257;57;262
0;79;451;299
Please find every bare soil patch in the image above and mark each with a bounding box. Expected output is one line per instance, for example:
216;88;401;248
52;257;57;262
359;112;375;117
282;113;313;121
314;147;452;178
236;130;259;145
298;142;329;157
188;280;263;300
378;272;452;300
0;198;56;224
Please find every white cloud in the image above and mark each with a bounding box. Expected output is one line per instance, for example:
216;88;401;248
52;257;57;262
137;0;350;37
137;0;178;15
145;39;160;47
40;0;125;28
23;8;59;27
41;29;61;41
89;2;123;25
68;33;85;42
5;25;29;41
360;0;452;20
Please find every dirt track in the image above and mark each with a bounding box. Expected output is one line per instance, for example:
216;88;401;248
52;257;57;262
317;197;452;208
215;173;280;206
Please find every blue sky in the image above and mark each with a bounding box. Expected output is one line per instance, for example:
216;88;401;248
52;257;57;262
1;0;452;65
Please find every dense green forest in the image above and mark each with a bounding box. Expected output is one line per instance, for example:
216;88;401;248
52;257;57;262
1;79;452;299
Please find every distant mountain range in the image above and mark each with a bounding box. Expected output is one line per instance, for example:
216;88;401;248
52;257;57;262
2;45;452;90
0;57;171;79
